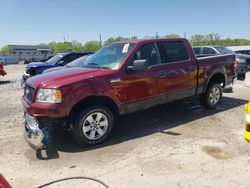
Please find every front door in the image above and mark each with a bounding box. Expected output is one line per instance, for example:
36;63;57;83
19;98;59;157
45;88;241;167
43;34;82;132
118;42;164;113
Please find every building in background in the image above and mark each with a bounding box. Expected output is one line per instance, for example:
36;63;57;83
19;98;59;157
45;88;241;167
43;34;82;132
1;44;55;64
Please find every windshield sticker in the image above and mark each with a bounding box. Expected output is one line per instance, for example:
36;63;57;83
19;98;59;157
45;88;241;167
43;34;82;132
122;43;129;53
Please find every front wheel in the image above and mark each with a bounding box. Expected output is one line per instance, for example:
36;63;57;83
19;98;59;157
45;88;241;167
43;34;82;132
200;83;222;109
72;106;114;145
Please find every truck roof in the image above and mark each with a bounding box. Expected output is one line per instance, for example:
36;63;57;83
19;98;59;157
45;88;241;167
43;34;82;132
111;38;187;45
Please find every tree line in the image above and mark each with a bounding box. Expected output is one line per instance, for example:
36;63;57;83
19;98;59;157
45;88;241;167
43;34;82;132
1;33;250;54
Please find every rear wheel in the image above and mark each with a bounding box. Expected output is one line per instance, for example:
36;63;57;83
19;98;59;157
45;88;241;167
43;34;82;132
72;106;114;145
200;83;222;109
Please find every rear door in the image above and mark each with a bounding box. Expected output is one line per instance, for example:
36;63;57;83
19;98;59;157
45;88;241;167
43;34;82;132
157;40;198;101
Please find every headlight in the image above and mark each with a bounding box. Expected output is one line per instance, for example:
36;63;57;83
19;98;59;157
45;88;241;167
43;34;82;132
36;89;62;103
237;59;246;64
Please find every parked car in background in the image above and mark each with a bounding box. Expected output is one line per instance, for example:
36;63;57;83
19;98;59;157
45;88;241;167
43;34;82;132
235;50;250;56
193;46;250;77
0;62;7;76
244;101;250;143
43;54;91;74
21;51;93;87
0;56;6;65
22;38;236;149
41;55;53;62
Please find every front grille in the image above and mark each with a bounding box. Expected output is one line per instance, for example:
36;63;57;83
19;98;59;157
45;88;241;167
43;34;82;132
25;85;35;102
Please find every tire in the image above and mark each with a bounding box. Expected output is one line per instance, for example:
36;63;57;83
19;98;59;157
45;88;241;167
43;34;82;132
72;105;114;145
200;83;222;109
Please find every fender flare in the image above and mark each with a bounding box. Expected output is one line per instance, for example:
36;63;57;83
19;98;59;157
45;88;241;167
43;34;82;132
202;69;227;93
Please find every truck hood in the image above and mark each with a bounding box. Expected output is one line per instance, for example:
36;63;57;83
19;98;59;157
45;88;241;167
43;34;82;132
27;67;113;88
27;62;56;68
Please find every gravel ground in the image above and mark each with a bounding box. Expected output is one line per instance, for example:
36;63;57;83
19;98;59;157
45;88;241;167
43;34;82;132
1;65;250;188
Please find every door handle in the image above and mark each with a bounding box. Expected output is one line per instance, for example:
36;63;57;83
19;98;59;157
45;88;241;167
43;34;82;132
159;70;167;78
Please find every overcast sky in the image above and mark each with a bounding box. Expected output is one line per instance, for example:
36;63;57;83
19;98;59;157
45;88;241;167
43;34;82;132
0;0;250;47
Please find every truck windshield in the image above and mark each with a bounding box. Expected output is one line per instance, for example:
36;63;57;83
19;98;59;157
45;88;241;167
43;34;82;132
45;53;66;64
214;47;234;54
83;43;135;69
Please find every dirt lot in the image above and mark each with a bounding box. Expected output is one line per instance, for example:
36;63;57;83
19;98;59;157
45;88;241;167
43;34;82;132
1;65;250;188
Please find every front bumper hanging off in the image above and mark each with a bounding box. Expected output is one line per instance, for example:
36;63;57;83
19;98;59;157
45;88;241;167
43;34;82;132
24;113;56;149
24;113;44;149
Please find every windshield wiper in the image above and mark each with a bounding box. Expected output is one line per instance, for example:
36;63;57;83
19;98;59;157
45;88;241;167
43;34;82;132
83;63;110;69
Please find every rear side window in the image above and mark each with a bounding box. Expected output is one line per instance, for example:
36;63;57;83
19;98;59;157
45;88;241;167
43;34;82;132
193;47;201;55
158;41;189;63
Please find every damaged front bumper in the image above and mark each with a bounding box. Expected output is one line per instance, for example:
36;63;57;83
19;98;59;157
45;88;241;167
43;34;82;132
24;113;44;149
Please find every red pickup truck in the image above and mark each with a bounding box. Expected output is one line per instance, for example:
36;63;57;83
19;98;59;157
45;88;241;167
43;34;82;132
22;38;236;149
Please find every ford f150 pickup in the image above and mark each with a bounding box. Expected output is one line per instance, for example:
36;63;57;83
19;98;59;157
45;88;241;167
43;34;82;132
22;38;236;149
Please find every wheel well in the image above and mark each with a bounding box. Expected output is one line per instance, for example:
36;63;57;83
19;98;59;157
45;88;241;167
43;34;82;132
207;72;225;88
69;96;119;121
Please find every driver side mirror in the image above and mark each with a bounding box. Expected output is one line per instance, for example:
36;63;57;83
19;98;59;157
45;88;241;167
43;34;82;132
126;60;148;73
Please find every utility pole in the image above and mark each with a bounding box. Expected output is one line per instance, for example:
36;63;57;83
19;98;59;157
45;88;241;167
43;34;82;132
99;34;102;47
184;32;187;38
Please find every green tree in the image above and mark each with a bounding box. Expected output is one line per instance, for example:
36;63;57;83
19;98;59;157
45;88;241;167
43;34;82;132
83;41;101;51
190;35;205;46
0;45;13;55
104;36;129;46
165;34;180;38
204;33;221;45
71;40;84;52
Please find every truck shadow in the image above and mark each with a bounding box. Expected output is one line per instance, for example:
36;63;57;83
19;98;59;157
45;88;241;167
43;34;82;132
0;80;12;85
54;96;248;153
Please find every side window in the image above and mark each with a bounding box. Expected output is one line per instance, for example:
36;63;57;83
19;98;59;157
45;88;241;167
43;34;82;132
193;48;201;55
128;43;160;67
159;41;189;63
203;47;216;55
62;54;78;64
